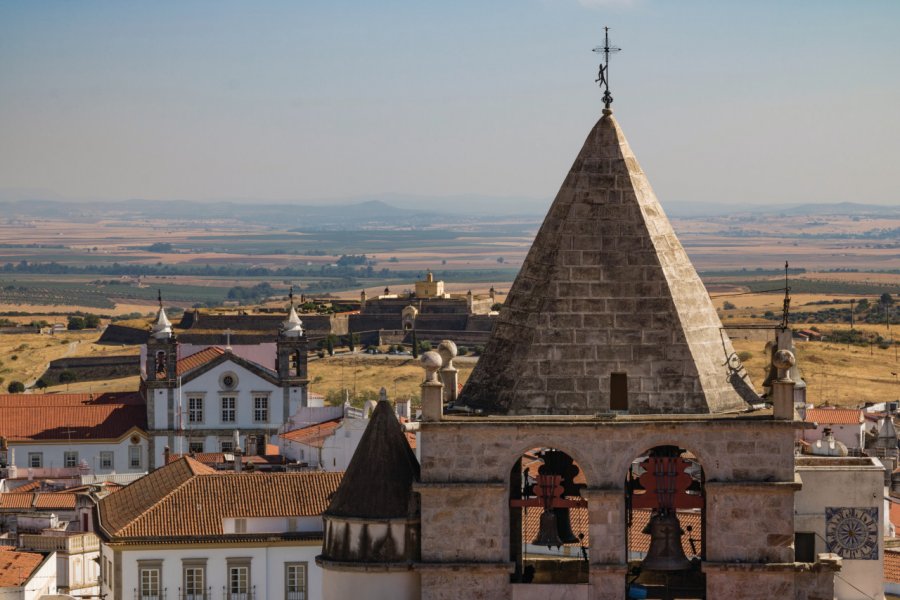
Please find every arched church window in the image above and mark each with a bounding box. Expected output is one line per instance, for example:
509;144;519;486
626;445;705;598
509;448;588;585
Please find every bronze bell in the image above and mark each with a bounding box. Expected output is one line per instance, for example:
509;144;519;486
641;512;692;571
533;510;563;548
553;507;580;544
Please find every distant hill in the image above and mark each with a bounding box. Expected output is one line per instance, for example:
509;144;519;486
664;200;900;218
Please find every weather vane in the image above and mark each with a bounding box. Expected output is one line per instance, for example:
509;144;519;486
592;26;621;109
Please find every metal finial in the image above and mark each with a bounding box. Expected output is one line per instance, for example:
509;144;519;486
592;26;621;109
289;285;294;308
157;289;163;309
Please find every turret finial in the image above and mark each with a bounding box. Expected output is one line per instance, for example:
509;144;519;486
592;26;622;110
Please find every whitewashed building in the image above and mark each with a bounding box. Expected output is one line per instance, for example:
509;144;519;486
142;300;310;469
95;457;340;600
0;392;148;477
0;548;57;599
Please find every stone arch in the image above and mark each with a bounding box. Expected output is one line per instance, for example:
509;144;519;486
623;442;707;598
500;438;596;488
611;434;714;485
509;446;590;585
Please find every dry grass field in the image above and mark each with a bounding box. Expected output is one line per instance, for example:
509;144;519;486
307;353;476;405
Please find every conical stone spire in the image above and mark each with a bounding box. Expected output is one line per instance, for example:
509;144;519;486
459;109;757;415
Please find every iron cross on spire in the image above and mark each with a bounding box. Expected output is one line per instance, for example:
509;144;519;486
289;285;294;308
593;26;621;109
157;289;163;309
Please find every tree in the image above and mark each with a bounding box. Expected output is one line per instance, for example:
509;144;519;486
35;378;48;390
58;370;77;385
326;336;335;356
491;302;503;312
496;257;505;264
722;301;737;310
7;381;25;393
856;299;870;312
84;313;101;328
411;330;419;359
67;316;85;330
881;293;895;306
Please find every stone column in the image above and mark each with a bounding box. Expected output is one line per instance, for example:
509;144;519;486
581;488;627;600
420;351;444;422
437;340;458;404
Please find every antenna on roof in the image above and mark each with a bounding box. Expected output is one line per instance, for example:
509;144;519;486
781;261;791;329
592;26;622;109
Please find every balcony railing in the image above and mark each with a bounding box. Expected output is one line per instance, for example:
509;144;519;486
286;592;306;600
179;587;211;600
222;585;255;600
134;588;165;600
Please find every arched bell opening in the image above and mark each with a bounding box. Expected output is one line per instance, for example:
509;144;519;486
509;447;589;585
625;445;706;599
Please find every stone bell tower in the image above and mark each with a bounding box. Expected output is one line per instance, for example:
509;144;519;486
276;288;309;416
145;292;177;387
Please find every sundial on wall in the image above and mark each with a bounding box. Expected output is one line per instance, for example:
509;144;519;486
825;507;879;560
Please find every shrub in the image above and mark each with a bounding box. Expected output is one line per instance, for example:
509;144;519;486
7;381;25;393
722;301;736;310
737;351;753;362
58;370;77;384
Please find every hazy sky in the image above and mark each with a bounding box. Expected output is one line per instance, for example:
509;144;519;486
1;1;899;208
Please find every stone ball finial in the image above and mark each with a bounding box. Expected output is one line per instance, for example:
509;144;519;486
437;340;457;368
772;349;796;371
421;350;443;383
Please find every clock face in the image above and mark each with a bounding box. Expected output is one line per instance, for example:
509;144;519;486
825;507;879;560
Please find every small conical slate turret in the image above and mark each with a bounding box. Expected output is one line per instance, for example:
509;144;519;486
459;109;757;415
319;401;421;599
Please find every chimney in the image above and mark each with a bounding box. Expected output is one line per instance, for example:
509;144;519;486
163;446;170;465
771;349;796;420
420;351;444;421
258;433;269;457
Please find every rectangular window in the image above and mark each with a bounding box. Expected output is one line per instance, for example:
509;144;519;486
220;439;234;453
28;452;43;468
227;561;251;599
254;396;269;422
189;440;204;454
99;451;114;470
64;451;78;468
188;397;204;423
221;396;236;423
795;532;816;562
610;372;628;411
129;446;142;469
285;563;307;600
183;561;207;600
140;568;160;600
234;518;247;534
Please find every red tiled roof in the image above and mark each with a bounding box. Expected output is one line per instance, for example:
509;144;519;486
886;549;900;584
0;392;145;441
805;408;863;425
891;503;900;530
177;347;225;376
0;548;44;587
281;419;342;449
0;492;77;511
165;452;268;465
98;457;342;539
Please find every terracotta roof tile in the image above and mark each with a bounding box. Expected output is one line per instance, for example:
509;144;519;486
166;452;268;465
0;494;34;509
0;492;77;511
887;549;900;584
177;347;225;376
98;457;341;539
806;408;863;425
0;392;145;441
281;419;342;449
0;548;43;587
